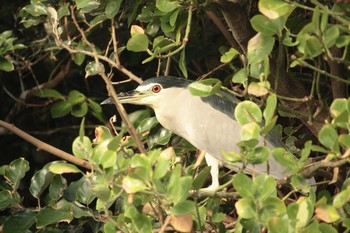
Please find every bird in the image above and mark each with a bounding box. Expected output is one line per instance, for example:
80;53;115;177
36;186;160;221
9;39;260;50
101;76;298;190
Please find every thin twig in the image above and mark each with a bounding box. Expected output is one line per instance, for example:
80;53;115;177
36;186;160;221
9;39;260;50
158;215;171;233
296;59;350;85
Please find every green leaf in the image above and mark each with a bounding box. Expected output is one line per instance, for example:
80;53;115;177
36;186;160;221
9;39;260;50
156;0;180;13
235;198;256;219
272;148;297;170
75;0;100;12
192;166;211;190
179;49;188;78
0;58;14;72
232;173;255;198
36;206;74;227
264;94;277;123
305;35;323;57
254;175;277;200
318;125;339;152
72;42;86;65
35;89;65;99
76;178;95;205
71;102;88;117
319;223;338;233
88;98;102;113
50;101;72;118
85;61;105;77
220;48;239;63
251;14;279;36
232;68;248;84
29;164;55;199
260;197;286;222
171;200;195;215
250;146;270;164
137;116;159;133
288;198;313;228
171;176;192;204
0;190;19;209
324;25;340;48
241;122;260;141
4;158;29;191
92;139;116;168
49;175;67;201
169;9;179;26
2;210;36;233
188;78;222;97
333;189;350;208
153;157;169;180
167;164;181;191
259;0;295;19
125;205;152;232
211;212;226;223
126;33;149;52
147;127;172;148
336;35;350;48
312;7;320;32
247;33;275;64
330;98;347;118
222;151;243;163
268;215;289;233
320;11;328;32
125;109;151;128
122;176;147;194
291;175;311;193
235;100;262;125
153;36;172;49
49;162;82;174
107;133;123;151
105;0;122;19
104;221;117;233
57;3;70;19
339;134;350;149
22;3;47;16
72;136;93;159
79;117;85;141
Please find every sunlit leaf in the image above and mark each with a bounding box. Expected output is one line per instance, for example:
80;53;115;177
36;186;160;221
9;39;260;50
220;48;239;63
235;198;256;219
188;78;222;97
49;162;82;174
259;0;295;19
235;100;263;125
126;34;149;52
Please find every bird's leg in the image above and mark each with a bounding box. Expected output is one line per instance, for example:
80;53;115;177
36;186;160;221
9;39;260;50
200;153;220;191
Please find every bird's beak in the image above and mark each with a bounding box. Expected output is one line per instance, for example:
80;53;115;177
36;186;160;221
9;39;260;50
100;90;148;105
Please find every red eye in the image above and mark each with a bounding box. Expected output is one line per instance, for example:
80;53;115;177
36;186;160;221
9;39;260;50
151;84;162;93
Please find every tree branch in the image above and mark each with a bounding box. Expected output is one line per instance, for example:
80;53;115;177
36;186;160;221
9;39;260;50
0;120;91;170
212;0;255;55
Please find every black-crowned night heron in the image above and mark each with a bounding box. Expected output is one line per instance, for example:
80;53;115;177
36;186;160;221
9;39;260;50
102;76;292;190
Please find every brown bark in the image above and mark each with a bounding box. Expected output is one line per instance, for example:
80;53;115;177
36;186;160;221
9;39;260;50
329;46;347;99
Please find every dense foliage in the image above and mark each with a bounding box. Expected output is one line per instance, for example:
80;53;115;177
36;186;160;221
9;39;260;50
1;0;350;232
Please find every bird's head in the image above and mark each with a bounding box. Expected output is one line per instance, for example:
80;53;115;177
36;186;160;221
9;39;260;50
101;76;191;109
